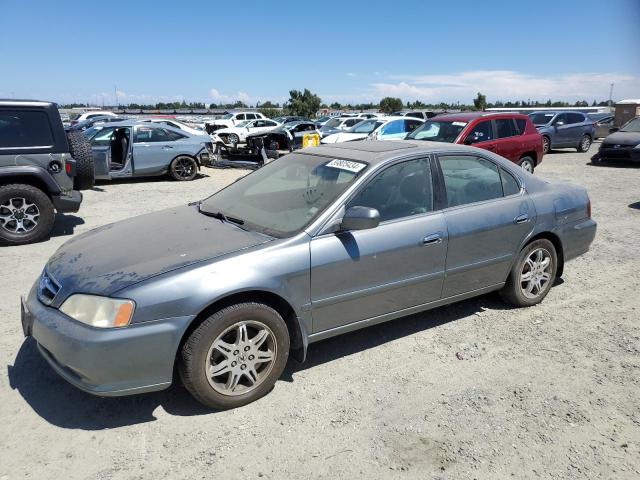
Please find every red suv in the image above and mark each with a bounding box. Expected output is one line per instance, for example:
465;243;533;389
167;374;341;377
406;112;544;172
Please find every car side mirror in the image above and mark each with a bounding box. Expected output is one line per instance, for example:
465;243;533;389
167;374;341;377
555;121;564;127
340;206;380;231
609;127;619;133
464;135;480;145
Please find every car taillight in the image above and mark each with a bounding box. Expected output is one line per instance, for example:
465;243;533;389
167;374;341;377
65;162;72;174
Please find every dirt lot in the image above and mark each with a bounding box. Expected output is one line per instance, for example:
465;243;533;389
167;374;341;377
1;145;639;480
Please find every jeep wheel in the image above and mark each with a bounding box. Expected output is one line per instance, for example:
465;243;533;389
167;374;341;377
179;303;290;409
66;130;95;190
0;184;55;245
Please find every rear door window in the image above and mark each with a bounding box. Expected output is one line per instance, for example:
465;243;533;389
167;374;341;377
500;168;521;196
567;113;585;124
439;155;504;207
0;110;54;148
495;119;517;138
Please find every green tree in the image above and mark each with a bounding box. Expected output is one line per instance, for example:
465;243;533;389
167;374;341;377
285;89;322;118
473;92;487;111
330;102;342;110
258;100;281;119
379;97;403;114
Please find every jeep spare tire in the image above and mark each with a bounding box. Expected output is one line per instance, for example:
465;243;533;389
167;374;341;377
66;130;95;191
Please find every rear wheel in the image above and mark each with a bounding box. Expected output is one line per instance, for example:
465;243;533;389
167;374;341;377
542;136;551;154
501;239;557;307
518;156;535;173
179;303;290;409
0;184;55;245
577;134;592;152
169;156;198;181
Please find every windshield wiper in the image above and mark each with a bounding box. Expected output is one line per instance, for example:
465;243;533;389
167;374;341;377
198;205;246;228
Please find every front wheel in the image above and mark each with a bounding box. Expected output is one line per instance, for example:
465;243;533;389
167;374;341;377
542;136;551;155
169;156;198;181
179;303;290;409
577;134;592;153
500;239;557;307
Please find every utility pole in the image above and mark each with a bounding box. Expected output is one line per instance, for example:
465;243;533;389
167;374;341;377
609;83;614;108
114;85;119;109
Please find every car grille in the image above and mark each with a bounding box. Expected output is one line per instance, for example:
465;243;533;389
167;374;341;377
38;270;61;305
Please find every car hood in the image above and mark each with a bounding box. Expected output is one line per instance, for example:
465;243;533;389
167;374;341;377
602;131;640;146
45;205;274;299
321;132;367;144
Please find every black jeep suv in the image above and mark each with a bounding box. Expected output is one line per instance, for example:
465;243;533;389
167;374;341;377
0;100;94;245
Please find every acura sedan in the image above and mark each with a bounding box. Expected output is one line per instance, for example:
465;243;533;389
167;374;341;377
21;141;596;409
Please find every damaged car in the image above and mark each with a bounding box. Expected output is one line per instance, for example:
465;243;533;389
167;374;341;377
85;121;214;181
212;118;281;145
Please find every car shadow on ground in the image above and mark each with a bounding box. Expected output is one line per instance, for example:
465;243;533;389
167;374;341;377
588;159;640;169
7;293;515;430
93;173;209;187
49;214;85;238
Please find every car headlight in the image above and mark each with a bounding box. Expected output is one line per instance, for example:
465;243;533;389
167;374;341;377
633;143;640;149
60;294;135;328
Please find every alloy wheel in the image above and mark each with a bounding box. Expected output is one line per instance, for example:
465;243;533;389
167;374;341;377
205;321;277;396
520;159;534;173
542;137;550;154
580;136;591;151
0;197;40;234
173;158;196;179
520;248;552;299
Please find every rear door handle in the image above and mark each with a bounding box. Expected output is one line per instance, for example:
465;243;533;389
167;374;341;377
514;214;529;224
422;233;442;246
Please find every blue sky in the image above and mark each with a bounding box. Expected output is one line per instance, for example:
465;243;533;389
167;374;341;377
1;0;639;106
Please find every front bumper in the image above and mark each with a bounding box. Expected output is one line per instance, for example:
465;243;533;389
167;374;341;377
593;145;640;162
52;190;82;213
21;283;191;397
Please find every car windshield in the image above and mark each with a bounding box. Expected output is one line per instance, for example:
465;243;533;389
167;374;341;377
316;116;331;122
324;118;342;128
529;113;555;125
406;120;467;142
350;120;384;134
221;114;234;119
236;121;251;128
199;154;367;237
620;118;640;132
272;117;284;123
83;126;103;138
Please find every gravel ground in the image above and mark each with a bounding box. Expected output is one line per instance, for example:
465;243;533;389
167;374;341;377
1;144;639;480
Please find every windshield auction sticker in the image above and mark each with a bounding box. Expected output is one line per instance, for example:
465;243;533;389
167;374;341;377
325;159;367;173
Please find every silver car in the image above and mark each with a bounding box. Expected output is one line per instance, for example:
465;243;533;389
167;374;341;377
21;141;596;409
84;121;214;181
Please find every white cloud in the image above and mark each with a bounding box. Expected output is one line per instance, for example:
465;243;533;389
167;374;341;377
209;88;251;104
369;70;640;103
346;72;356;77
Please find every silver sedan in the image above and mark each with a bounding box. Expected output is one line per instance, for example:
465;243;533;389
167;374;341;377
21;141;596;409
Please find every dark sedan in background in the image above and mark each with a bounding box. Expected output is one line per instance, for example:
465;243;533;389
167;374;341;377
593;116;640;163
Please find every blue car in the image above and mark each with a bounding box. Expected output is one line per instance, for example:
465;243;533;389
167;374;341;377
529;111;596;154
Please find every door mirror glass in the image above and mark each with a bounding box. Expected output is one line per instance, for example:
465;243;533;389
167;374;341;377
340;206;380;231
464;134;480;145
555;121;565;127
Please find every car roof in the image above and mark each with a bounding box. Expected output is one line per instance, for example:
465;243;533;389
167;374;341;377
299;140;482;164
430;111;530;122
529;110;586;115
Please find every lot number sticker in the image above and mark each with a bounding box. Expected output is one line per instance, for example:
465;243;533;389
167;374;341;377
325;159;367;173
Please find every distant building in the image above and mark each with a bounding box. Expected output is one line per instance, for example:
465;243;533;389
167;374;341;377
615;99;640;126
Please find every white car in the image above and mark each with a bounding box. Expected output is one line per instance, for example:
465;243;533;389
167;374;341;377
139;118;205;135
71;110;118;125
321;117;425;144
212;118;281;144
205;112;267;132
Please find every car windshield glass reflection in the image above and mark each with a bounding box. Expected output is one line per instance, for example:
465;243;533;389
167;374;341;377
200;154;367;237
350;120;384;134
407;121;466;143
529;113;555;125
620;118;640;132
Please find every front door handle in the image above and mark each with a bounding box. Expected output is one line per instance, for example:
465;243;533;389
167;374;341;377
162;145;174;150
422;233;442;246
514;214;529;224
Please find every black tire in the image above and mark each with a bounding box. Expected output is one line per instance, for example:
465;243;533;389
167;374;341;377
179;303;290;409
542;136;551;155
0;184;55;245
577;134;592;153
518;156;535;173
500;239;558;307
66;130;95;191
169;156;198;181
